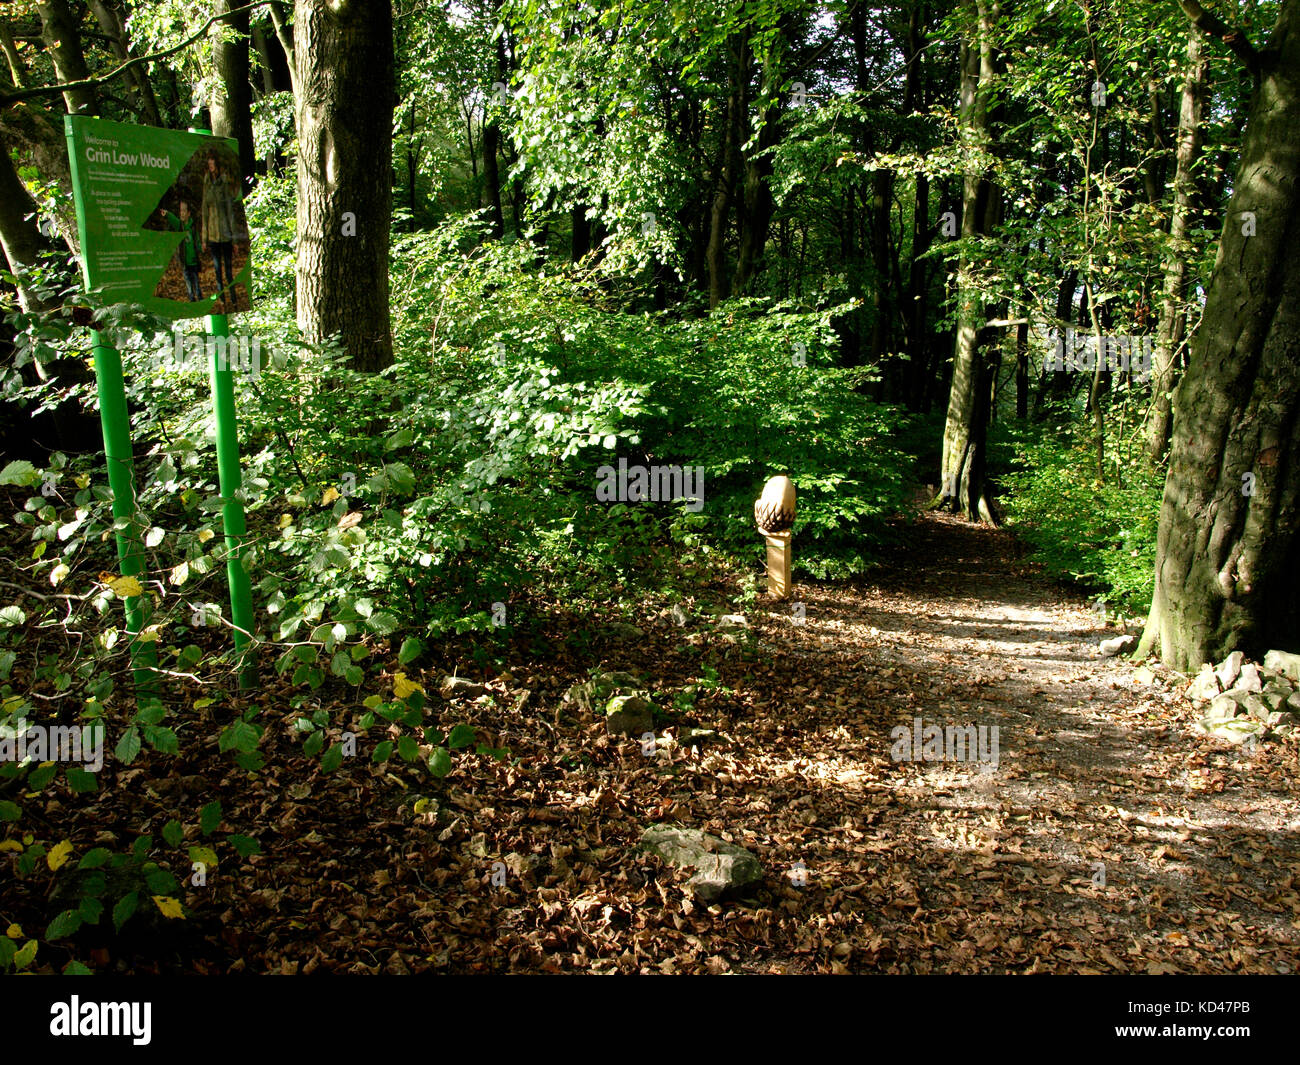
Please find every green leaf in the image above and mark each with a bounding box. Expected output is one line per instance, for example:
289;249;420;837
199;801;222;836
112;892;139;931
78;896;104;924
77;847;112;870
0;460;39;486
46;908;83;941
65;768;98;794
143;725;179;755
397;735;418;762
218;720;260;754
229;835;260;857
136;702;167;725
0;605;27;628
365;611;398;636
62;960;93;975
398;637;424;664
162;819;184;848
27;762;57;790
345;665;364;686
145;867;178;894
320;744;343;772
303;729;324;757
428;747;452;778
13;939;37;970
115;726;141;764
448;723;476;750
0;800;20;822
371;740;393;763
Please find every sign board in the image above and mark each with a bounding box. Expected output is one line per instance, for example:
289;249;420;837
64;116;252;318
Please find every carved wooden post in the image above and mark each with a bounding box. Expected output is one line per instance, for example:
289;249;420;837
754;475;795;599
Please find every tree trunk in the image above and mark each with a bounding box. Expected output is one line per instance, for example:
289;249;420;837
293;0;395;372
0;147;97;451
36;0;97;116
734;30;783;297
706;35;746;309
939;0;1001;523
1143;25;1208;466
210;0;258;184
88;0;162;126
1138;0;1300;667
481;32;507;240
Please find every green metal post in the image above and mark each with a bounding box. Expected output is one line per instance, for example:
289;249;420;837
204;311;257;688
90;330;162;709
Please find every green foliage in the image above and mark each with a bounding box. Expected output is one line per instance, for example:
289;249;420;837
1001;421;1162;613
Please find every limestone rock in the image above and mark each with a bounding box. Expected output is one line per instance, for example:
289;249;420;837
1215;650;1245;691
1099;634;1137;657
605;693;656;736
1236;662;1263;693
1264;650;1300;683
641;824;762;903
1187;667;1221;703
565;670;640;714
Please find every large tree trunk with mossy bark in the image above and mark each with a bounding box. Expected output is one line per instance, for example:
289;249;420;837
293;0;395;372
1137;0;1300;669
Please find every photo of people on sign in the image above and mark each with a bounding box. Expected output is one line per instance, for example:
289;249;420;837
64;116;253;320
142;142;250;314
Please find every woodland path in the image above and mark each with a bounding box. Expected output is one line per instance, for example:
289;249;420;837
61;513;1300;974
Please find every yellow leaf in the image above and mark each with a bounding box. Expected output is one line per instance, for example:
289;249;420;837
188;845;219;869
0;840;22;853
278;514;293;529
393;672;424;700
152;895;185;919
137;626;162;643
49;563;70;587
46;839;74;871
321;486;341;505
194;698;214;709
76;474;90;489
108;575;143;598
197;529;215;544
5;923;21;938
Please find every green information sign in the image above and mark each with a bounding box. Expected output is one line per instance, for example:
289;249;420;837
64;116;252;319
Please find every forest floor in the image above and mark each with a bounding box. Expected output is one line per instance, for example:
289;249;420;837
13;511;1300;974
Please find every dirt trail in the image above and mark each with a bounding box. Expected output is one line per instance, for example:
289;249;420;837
28;513;1298;975
737;511;1300;973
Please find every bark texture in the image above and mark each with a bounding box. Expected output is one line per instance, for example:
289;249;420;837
293;0;395;371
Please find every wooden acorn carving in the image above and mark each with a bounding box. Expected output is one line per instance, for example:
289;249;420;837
754;475;796;533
